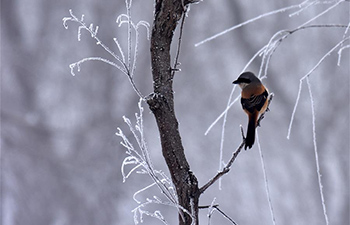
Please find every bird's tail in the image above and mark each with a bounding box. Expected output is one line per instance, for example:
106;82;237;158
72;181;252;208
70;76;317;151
245;113;258;150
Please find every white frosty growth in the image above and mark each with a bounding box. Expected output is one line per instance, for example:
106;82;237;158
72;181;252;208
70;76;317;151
257;132;277;225
287;37;350;139
62;9;146;98
194;0;311;47
306;77;329;225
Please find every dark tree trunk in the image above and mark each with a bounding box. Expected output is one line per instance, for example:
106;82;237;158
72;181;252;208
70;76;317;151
147;0;200;224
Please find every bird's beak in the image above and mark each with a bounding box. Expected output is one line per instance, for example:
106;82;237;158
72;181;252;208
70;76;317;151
232;79;240;84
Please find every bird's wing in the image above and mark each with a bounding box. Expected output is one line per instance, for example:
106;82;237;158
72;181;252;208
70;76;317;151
241;89;268;113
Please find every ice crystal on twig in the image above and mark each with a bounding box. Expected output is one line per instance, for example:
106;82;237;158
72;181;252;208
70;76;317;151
63;6;148;98
256;132;277;225
116;99;193;224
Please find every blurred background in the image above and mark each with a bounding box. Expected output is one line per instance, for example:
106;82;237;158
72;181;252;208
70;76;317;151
1;0;349;224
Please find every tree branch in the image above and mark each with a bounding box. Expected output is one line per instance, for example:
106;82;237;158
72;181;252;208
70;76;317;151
147;1;199;224
199;204;238;225
200;137;245;194
257;93;274;127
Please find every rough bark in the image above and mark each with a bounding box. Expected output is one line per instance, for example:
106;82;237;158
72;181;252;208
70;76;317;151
147;0;199;224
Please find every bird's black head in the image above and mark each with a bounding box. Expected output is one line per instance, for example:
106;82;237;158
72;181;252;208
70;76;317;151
232;72;257;84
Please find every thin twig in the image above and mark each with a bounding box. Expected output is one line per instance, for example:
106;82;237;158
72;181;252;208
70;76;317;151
63;10;145;99
198;204;220;209
217;85;237;190
256;132;277;225
172;7;187;77
214;206;238;225
126;0;132;71
257;93;274;127
195;1;347;47
258;24;349;79
287;36;350;139
297;0;345;29
199;204;238;225
199;136;245;194
194;0;311;47
204;95;240;136
306;77;329;225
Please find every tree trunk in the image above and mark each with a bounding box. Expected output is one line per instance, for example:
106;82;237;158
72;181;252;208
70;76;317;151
147;0;199;224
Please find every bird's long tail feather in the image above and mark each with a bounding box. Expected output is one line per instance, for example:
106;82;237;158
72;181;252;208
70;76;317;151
245;113;258;149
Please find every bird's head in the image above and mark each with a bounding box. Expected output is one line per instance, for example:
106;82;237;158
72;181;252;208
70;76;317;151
233;72;259;89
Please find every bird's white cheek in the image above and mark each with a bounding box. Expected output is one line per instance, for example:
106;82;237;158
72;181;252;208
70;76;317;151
239;83;248;89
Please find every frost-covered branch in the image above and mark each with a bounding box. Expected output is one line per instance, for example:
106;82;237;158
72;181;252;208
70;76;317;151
63;9;126;70
63;6;150;98
256;132;276;225
116;100;177;201
116;99;196;224
257;24;349;79
131;197;170;225
194;0;307;47
69;57;126;76
116;13;151;77
306;77;329;225
131;196;195;225
216;86;237;190
204;94;240;136
195;0;347;47
283;27;349;225
287;36;350;139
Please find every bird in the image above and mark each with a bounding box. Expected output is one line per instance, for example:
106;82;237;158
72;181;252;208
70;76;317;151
233;72;269;150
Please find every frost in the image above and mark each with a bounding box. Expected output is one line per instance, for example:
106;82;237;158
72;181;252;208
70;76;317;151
195;0;310;47
62;8;147;98
204;94;240;136
337;44;350;65
285;37;349;225
116;99;193;224
195;0;346;47
116;13;150;77
287;37;349;139
256;132;277;225
306;77;329;225
68;57;127;77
